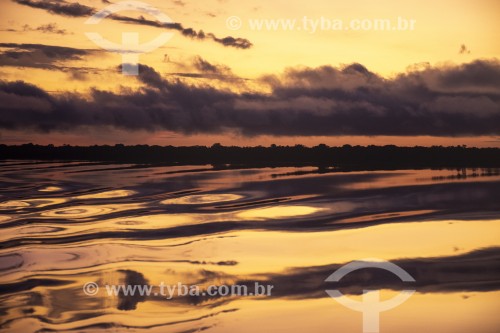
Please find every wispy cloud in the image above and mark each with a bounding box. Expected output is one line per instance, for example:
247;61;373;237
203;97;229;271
0;43;103;80
22;23;69;35
0;43;93;69
12;0;253;49
14;0;93;17
168;56;244;81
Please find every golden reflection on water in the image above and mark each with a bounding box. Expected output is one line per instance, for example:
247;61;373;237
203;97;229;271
195;292;500;333
109;213;196;229
0;200;30;209
6;290;500;333
1;166;500;333
161;194;243;205
236;205;322;220
336;209;437;223
0;198;67;209
8;218;497;281
74;190;136;199
38;186;63;192
2;221;500;333
121;219;499;275
40;203;143;219
0;215;11;222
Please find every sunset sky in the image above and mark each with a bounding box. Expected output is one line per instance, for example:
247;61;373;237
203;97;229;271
0;0;499;146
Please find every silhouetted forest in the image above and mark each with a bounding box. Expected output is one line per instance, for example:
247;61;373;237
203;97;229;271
1;143;499;170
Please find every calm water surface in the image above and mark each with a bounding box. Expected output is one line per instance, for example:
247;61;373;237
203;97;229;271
0;161;499;332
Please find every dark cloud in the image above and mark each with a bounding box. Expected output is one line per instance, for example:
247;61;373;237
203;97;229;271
194;56;221;73
110;15;252;49
66;67;98;81
12;0;253;49
22;23;68;35
14;0;94;17
0;43;87;58
134;64;164;88
0;80;50;99
165;56;245;81
0;43;104;80
0;60;499;136
0;43;94;69
189;56;233;76
208;35;252;49
436;60;500;89
459;44;471;54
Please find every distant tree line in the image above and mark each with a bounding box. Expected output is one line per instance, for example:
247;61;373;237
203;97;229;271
0;143;499;169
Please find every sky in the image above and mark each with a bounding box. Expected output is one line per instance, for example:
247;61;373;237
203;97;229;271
0;0;499;146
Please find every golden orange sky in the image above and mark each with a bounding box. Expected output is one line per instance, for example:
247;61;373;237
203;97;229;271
0;0;499;146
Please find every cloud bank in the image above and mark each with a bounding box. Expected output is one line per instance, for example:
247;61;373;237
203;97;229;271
0;60;499;136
